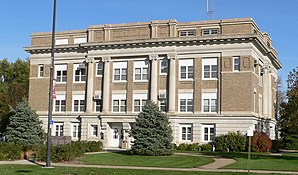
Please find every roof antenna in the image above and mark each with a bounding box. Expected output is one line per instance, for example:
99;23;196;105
207;0;214;20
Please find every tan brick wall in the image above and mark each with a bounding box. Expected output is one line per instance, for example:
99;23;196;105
32;37;51;47
221;72;253;112
66;63;73;112
73;84;85;91
222;23;253;35
202;80;217;89
29;78;49;111
93;30;104;42
159;76;168;89
157;26;170;38
56;84;67;91
240;56;253;71
110;27;150;41
194;57;202;112
126;61;133;112
222;57;232;72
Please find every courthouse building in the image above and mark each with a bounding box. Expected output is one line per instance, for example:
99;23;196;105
24;18;282;148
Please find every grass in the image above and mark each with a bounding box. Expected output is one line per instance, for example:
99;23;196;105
80;151;213;168
0;165;281;175
204;152;298;172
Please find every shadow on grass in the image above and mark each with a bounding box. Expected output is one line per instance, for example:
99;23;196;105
203;152;298;160
16;170;32;173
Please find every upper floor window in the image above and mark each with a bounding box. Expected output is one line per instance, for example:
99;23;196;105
73;64;86;82
233;56;240;71
56;38;68;45
179;59;194;80
113;62;127;82
179;30;196;37
201;28;219;36
38;64;44;78
160;59;168;74
134;61;148;81
55;64;67;83
95;99;102;112
112;94;126;113
133;94;147;112
159;94;167;112
259;66;264;86
96;62;104;76
73;94;85;112
54;94;66;112
258;95;263;115
202;58;217;79
179;93;193;112
202;93;217;113
74;37;87;44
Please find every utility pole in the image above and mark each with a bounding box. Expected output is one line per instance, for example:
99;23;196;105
46;0;57;167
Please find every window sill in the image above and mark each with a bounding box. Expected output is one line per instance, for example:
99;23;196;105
179;79;194;82
112;81;127;83
202;78;218;81
133;80;149;83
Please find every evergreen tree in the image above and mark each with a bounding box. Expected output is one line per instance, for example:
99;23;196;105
130;101;174;156
5;101;44;150
280;66;298;149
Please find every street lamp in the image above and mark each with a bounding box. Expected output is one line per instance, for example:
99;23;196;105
46;0;57;167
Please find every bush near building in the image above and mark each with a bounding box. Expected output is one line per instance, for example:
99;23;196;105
0;142;22;160
215;132;246;152
251;131;272;152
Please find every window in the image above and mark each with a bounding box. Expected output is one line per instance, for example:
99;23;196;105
179;30;196;37
259;66;264;86
73;94;85;112
38;64;44;78
233;56;240;71
113;62;127;81
180;124;192;141
258;95;263;115
95;99;102;112
134;61;148;81
91;125;98;137
159;99;167;112
55;65;67;83
201;28;219;36
54;95;66;112
202;124;215;142
56;38;68;45
73;64;86;82
96;62;104;76
179;59;194;80
202;58;217;79
74;37;87;44
202;93;217;113
72;123;80;139
53;123;64;136
160;59;168;74
112;94;126;112
179;93;193;112
133;94;147;112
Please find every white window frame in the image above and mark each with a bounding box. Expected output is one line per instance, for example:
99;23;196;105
55;64;67;83
94;99;102;113
133;94;147;112
159;98;167;112
201;28;219;36
56;38;68;45
179;30;196;37
53;122;64;136
160;58;168;74
180;124;193;141
90;125;98;137
96;62;104;77
73;94;85;113
113;62;127;82
179;59;194;80
74;37;87;44
202;58;218;80
202;93;217;113
73;64;86;83
202;124;215;142
71;123;80;139
179;93;193;113
233;56;240;72
134;61;149;81
258;95;263;115
112;94;126;113
54;94;66;113
259;66;264;86
38;64;44;78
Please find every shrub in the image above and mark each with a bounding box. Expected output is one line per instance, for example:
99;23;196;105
200;144;213;152
215;132;246;152
0;142;22;160
251;131;272;152
176;143;199;151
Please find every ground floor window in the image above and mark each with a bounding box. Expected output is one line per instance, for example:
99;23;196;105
91;125;98;137
202;124;215;142
53;123;64;136
180;124;192;141
72;123;80;139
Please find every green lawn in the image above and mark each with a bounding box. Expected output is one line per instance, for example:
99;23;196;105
204;152;298;172
80;152;213;168
0;165;281;175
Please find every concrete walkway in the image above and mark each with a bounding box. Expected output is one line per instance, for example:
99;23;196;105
1;155;298;174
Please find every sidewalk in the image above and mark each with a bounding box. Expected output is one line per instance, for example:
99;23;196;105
1;156;298;174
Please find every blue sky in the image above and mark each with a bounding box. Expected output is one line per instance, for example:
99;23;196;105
0;0;297;89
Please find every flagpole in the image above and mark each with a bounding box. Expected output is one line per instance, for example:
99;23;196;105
46;0;57;167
